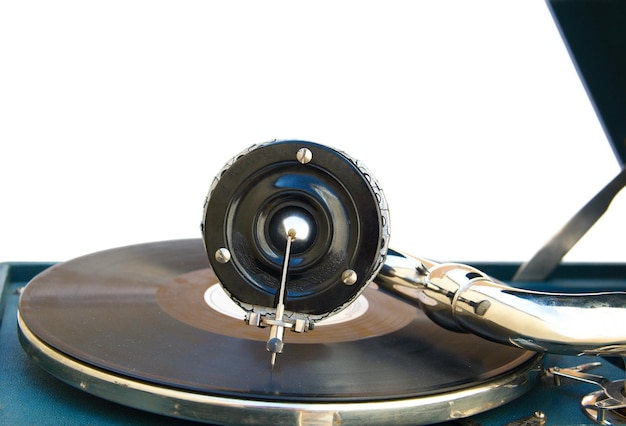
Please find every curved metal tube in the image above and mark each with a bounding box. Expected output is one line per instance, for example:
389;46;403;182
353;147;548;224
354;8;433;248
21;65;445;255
377;250;626;356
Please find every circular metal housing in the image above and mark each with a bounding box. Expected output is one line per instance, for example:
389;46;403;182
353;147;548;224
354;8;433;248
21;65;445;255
201;140;389;320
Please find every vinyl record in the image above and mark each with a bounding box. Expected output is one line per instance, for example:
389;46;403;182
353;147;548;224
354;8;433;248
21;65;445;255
18;239;541;425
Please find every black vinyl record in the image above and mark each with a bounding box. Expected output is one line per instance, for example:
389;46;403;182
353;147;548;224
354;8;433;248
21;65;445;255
18;239;541;424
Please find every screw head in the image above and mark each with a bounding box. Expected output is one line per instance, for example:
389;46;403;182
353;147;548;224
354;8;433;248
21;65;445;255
342;269;357;285
215;247;231;264
296;147;312;164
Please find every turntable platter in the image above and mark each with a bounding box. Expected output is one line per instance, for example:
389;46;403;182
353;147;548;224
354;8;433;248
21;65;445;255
18;239;541;425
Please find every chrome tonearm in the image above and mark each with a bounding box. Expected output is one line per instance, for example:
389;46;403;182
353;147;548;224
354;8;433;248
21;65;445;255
203;139;626;367
376;249;626;357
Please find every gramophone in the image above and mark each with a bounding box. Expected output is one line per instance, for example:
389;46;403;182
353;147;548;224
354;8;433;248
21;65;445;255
6;1;626;425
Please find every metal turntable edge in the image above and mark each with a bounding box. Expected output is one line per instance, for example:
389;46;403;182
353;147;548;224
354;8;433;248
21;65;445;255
16;310;542;426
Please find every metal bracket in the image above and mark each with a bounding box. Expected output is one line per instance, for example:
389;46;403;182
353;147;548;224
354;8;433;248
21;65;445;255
548;362;626;425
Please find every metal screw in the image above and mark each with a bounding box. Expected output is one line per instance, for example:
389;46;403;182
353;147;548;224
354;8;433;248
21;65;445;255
342;269;357;285
296;147;312;164
215;247;231;264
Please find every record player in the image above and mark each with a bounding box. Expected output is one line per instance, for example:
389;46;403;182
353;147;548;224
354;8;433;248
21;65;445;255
2;1;626;425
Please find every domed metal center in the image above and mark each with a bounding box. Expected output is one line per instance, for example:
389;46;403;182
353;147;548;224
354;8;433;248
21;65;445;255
268;206;317;254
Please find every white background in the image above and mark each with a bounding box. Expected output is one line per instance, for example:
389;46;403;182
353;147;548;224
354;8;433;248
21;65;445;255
1;1;623;263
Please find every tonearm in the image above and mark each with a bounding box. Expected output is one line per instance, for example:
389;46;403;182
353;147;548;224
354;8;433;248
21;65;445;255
377;249;626;357
202;140;626;360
